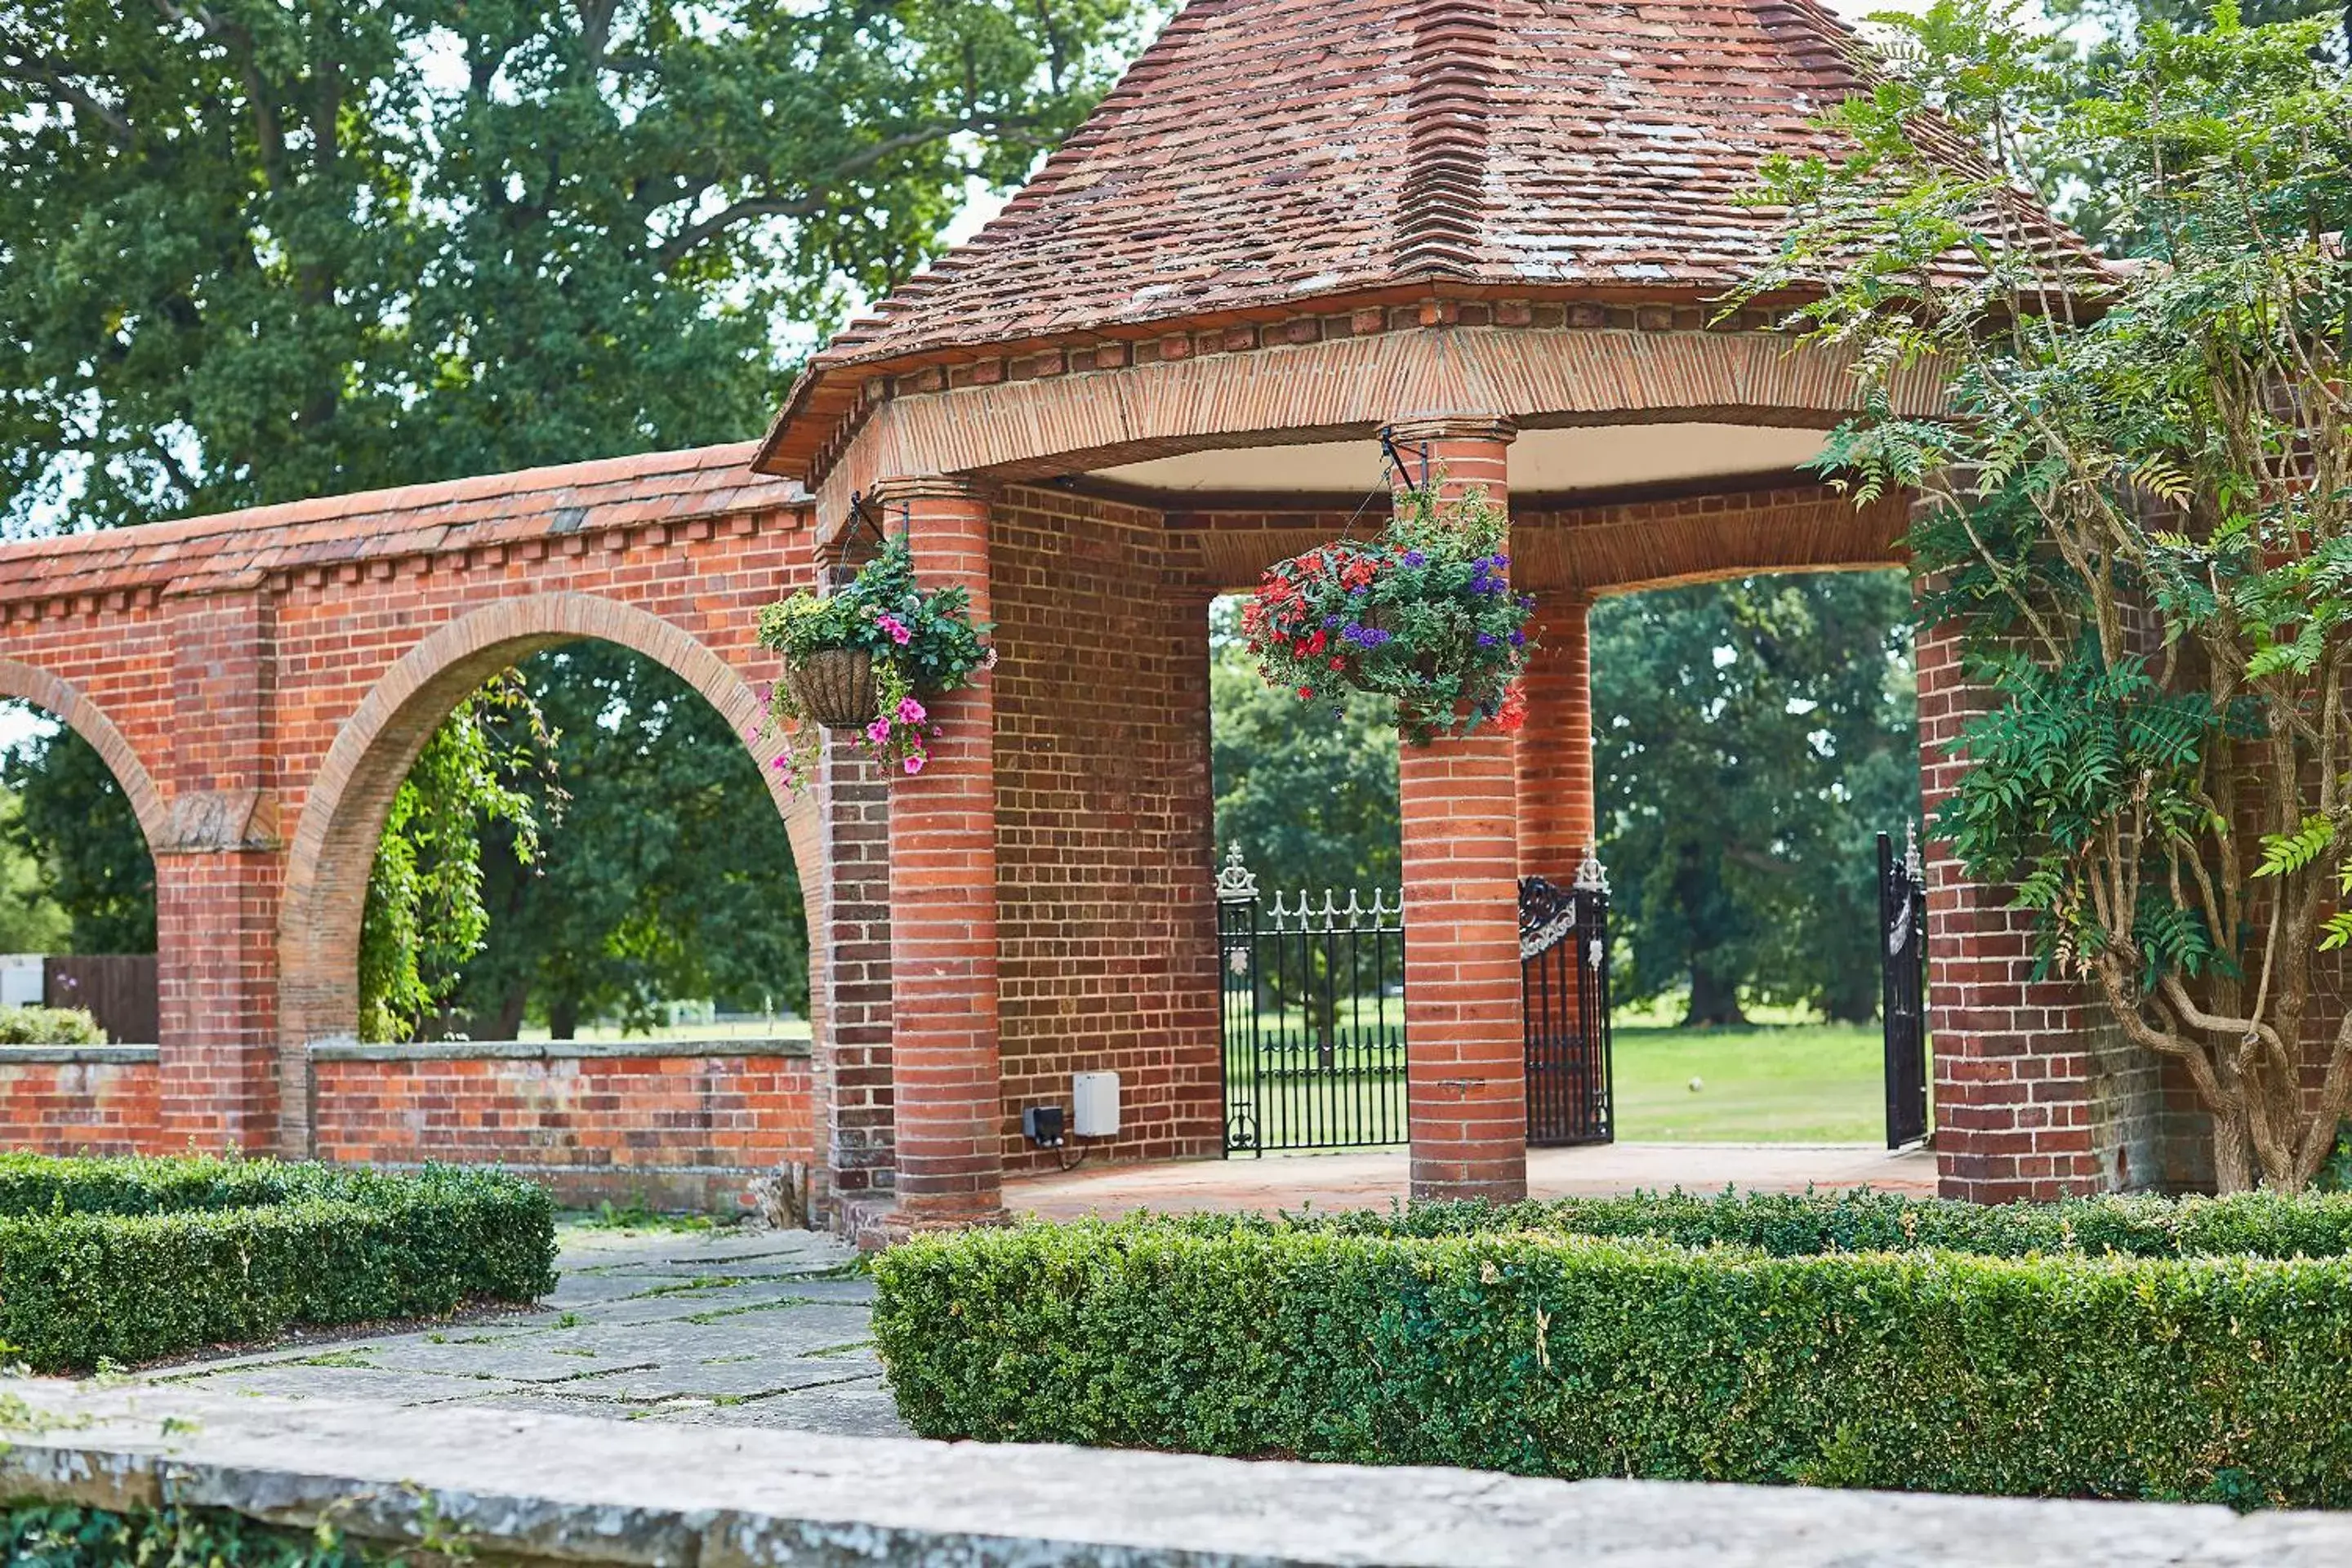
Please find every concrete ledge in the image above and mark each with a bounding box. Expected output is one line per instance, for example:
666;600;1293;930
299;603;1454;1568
0;1044;161;1066
2;1383;2350;1566
308;1036;812;1062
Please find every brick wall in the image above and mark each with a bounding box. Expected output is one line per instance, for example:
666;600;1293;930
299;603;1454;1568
1916;609;2167;1200
0;1049;161;1156
310;1042;814;1214
990;485;1224;1173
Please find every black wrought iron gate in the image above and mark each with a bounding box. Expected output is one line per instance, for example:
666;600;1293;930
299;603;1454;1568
1217;846;1407;1154
1521;856;1614;1146
1879;826;1931;1149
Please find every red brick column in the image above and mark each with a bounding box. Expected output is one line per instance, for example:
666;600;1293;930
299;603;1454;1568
1918;595;2125;1200
875;478;1002;1224
158;582;284;1152
1517;590;1592;881
815;733;896;1231
1391;417;1526;1204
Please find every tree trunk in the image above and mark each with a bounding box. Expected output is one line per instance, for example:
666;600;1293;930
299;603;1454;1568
494;980;529;1042
549;996;580;1041
2212;1106;2258;1194
1684;963;1748;1027
1821;972;1880;1026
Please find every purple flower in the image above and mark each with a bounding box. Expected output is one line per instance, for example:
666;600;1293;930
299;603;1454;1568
1343;625;1393;648
1477;632;1499;648
1509;629;1526;647
1401;550;1427;567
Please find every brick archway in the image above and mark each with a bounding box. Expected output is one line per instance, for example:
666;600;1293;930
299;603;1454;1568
0;655;169;854
276;591;820;1151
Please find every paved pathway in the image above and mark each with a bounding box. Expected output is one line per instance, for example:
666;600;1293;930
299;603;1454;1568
141;1222;910;1439
1006;1141;1939;1220
137;1145;1931;1428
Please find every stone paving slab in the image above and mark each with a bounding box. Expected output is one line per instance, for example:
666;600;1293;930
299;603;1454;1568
158;1363;539;1405
6;1382;2350;1566
1008;1141;1940;1221
134;1219;911;1440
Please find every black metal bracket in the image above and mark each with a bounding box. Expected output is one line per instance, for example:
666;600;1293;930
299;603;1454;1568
842;491;889;554
1377;425;1431;492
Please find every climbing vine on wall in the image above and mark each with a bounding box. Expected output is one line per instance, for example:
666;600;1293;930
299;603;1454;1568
357;670;558;1042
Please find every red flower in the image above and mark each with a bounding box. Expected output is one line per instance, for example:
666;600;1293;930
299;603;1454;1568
1304;629;1328;655
1297;685;1315;700
1497;682;1529;734
1328;656;1346;672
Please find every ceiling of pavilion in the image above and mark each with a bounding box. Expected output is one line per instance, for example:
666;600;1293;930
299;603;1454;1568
1089;423;1830;499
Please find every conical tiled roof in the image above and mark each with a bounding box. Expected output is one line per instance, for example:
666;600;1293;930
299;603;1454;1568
759;0;2073;477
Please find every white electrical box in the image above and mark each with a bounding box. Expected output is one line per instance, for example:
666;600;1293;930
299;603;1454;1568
1071;1071;1120;1138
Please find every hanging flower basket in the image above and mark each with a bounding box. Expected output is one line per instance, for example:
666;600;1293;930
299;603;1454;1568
1240;483;1534;745
755;535;991;789
783;646;878;730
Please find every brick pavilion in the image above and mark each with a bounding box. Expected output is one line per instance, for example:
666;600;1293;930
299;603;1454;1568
0;0;2194;1221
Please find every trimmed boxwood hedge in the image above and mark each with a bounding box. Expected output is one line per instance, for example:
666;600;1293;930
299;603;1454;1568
871;1190;2352;1508
0;1156;557;1370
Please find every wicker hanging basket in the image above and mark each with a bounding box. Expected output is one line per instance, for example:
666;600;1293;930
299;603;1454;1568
784;646;878;730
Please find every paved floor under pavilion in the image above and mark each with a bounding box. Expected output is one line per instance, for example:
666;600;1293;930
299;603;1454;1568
1003;1142;1939;1222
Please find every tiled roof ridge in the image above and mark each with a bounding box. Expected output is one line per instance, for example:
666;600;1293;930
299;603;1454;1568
1397;0;1499;280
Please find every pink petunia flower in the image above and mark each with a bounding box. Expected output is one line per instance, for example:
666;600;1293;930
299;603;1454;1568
875;613;912;646
866;718;892;744
898;696;927;724
904;753;925;774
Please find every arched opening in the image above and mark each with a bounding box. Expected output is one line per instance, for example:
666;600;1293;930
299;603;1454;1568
0;661;169;1046
280;595;822;1157
1592;567;1920;1145
394;640;812;1045
1207;592;1405;1155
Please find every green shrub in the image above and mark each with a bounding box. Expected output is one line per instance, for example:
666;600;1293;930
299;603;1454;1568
0;1006;105;1046
0;1156;557;1370
5;1502;391;1567
1322;1186;2352;1259
872;1200;2352;1508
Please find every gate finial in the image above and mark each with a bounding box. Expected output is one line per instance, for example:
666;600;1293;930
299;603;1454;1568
1215;842;1259;903
1903;820;1923;880
1572;849;1610;895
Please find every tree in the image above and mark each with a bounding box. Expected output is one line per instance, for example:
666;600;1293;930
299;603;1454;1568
452;644;809;1038
2;0;1149;1022
1209;598;1401;900
0;721;153;952
357;670;550;1041
1741;0;2352;1187
1592;573;1921;1026
0;0;1154;529
0;787;70;953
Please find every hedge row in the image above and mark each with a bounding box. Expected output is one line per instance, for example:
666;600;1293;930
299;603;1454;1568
0;1157;557;1370
0;1152;472;1217
1309;1186;2352;1259
871;1203;2352;1508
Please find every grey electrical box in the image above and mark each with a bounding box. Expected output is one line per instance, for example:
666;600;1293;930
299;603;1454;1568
1071;1071;1120;1138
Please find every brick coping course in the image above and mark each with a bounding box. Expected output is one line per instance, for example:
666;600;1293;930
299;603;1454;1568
308;1036;812;1062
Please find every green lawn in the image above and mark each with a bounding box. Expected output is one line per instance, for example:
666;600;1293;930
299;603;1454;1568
1610;1021;1890;1143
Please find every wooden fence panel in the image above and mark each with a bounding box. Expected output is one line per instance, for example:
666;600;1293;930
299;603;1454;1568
43;955;159;1045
